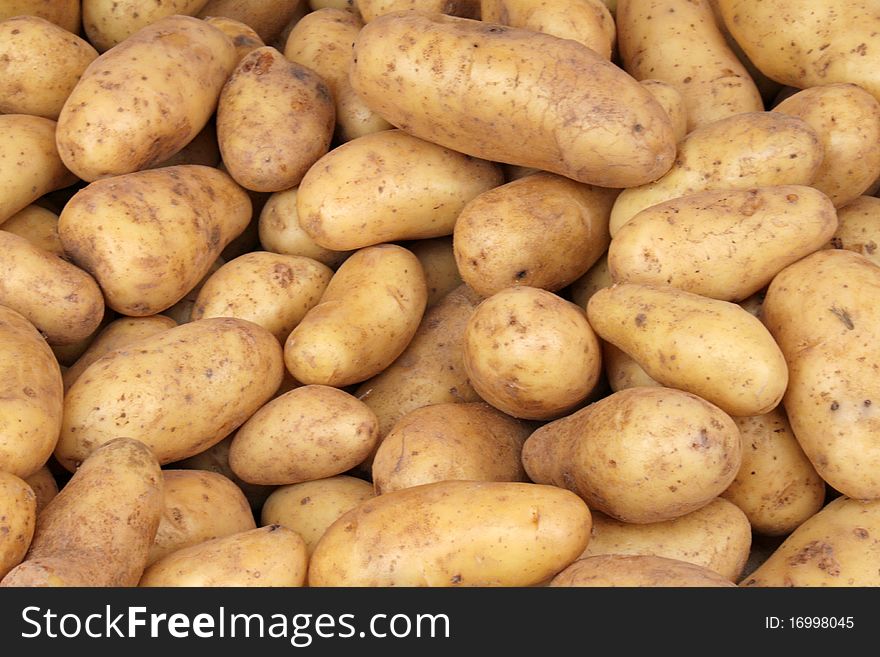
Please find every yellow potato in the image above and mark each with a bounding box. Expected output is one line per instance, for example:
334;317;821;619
198;0;307;43
310;0;359;11
82;0;212;52
356;0;480;22
0;1;80;33
58;165;252;316
587;283;788;417
163;257;225;325
1;438;163;587
284;244;427;387
523;386;741;523
0;205;63;257
49;310;113;368
464;286;600;420
203;16;265;64
297;130;503;250
140;526;308;587
640;79;688;143
56;15;236;181
22;467;57;516
350;13;675;187
570;255;612;309
550;555;735;587
309;481;591;586
147;122;221;170
0;472;36;580
603;341;660;392
832;196;880;266
56;318;284;470
409;237;462;307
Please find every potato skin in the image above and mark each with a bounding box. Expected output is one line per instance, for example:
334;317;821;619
198;0;307;43
309;481;591;586
56;15;236;181
357;0;480;22
570;255;612;309
1;438;163;587
22;467;57;516
454;173;614;297
550;555;735;587
0;473;36;580
83;0;212;52
832;196;880;266
1;205;63;257
0;1;81;33
203;16;265;64
351;13;675;187
56;318;284;470
409;237;462;307
603;341;660;392
640;80;688;143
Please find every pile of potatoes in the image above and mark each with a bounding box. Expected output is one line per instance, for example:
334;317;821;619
2;0;880;588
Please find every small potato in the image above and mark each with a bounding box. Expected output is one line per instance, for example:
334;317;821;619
570;255;612;309
587;283;788;417
148;470;256;566
408;237;462;307
0;1;80;33
22;467;58;516
297;130;503;251
284;244;427;387
721;409;826;536
372;402;529;494
832;196;880;266
603;341;660;392
356;0;480;22
309;481;591;586
640;80;688;143
229;385;379;485
218;47;335;193
82;1;212;52
0;472;36;580
56;318;284;470
0;305;63;479
550;555;735;587
582;499;752;581
140;526;308;587
1;438;163;587
198;0;307;43
203;16;265;64
261;476;374;555
522;387;742;523
463;287;601;420
0;205;63;257
453;173;615;297
191;252;332;342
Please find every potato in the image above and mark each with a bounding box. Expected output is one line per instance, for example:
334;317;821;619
609;112;823;235
741;497;880;587
357;0;480;22
640;79;688;143
148;470;256;566
0;17;97;120
284;244;427;387
372;402;529;494
0;305;62;479
0;205;63;257
203;16;265;64
58;165;251;316
550;555;735;587
310;0;358;10
608;186;839;301
463;287;601;420
56;318;284;470
831;196;880;266
587;283;788;417
523;387;741;523
229;385;379;485
198;0;306;43
0;115;77;225
0;1;80;34
582;499;751;581
762;249;880;499
50;309;114;368
603;341;660;392
774;84;880;208
296;130;503;251
350;13;676;188
570;255;612;309
191;252;332;342
261;476;374;555
218;47;335;193
258;188;351;268
22;467;57;516
147;122;221;170
56;15;236;182
309;480;591;586
0;472;36;580
408;237;462;307
721;409;826;536
0;231;104;345
140;526;308;587
163;257;225;325
453;173;614;297
481;0;616;61
1;438;163;587
82;1;212;52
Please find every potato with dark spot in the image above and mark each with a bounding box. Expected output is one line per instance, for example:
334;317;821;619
1;438;163;587
309;480;591;586
22;467;57;515
198;0;306;43
0;0;80;33
203;15;265;64
0;472;36;580
831;196;880;266
1;205;63;257
550;555;735;587
357;0;480;22
83;1;212;52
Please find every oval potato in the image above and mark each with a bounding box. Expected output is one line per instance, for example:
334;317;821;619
0;472;36;580
198;0;307;43
1;205;63;257
82;0;212;52
203;16;265;64
22;467;57;516
356;0;480;22
550;555;735;587
831;195;880;267
0;1;80;33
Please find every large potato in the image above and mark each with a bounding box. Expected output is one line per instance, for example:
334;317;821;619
587;283;788;417
409;237;462;307
56;15;236;181
832;196;880;267
1;205;63;257
550;555;735;587
0;1;80;33
0;473;36;580
82;1;211;52
522;387;742;523
58;165;252;316
198;0;306;43
0;438;163;587
351;13;676;187
56;318;284;470
309;481;591;586
357;0;480;22
297;130;502;251
284;244;427;387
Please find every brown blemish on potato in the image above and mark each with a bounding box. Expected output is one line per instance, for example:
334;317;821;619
829;306;854;330
787;540;841;576
634;313;647;327
853;527;869;539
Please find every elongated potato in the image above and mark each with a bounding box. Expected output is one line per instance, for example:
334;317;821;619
140;526;307;587
453;172;614;297
0;473;36;580
351;13;675;187
409;237;462;307
56;318;284;470
608;186;838;301
609;112;823;235
203;16;265;63
587;283;788;417
56;16;236;181
357;0;480;21
550;555;735;587
22;467;57;516
1;205;63;257
297;130;503;250
58;165;252;316
284;244;427;387
832;196;880;267
0;1;80;33
0;306;63;479
83;1;211;52
309;481;591;586
640;80;688;142
1;438;163;587
198;0;306;43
